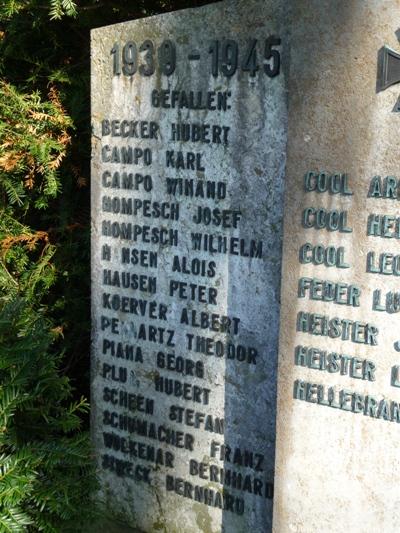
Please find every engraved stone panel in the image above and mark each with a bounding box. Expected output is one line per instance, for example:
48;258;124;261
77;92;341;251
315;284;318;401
91;1;287;531
274;2;400;532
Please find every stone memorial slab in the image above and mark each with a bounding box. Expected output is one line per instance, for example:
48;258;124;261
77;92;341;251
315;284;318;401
91;1;287;531
274;2;400;532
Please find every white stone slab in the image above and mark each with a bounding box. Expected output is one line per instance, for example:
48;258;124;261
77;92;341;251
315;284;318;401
91;1;287;531
274;2;400;532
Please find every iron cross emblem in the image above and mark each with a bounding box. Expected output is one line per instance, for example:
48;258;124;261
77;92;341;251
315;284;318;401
378;45;400;91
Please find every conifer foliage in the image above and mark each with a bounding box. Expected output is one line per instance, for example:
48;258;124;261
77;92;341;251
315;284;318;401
0;2;95;530
0;56;96;533
0;299;95;532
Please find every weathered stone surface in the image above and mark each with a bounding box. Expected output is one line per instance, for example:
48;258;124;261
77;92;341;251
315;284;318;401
91;1;287;531
274;2;400;532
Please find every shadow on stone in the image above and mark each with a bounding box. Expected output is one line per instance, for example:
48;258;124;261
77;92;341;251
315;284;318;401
88;517;143;533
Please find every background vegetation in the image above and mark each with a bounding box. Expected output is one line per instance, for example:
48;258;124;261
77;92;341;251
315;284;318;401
0;0;212;530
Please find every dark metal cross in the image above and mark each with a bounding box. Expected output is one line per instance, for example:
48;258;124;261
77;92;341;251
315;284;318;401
377;45;400;91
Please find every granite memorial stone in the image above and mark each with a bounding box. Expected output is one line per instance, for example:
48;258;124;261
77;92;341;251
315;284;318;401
274;1;400;532
91;1;287;531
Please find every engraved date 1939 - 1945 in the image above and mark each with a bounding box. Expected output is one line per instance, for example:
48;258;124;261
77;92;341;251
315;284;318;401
110;37;281;78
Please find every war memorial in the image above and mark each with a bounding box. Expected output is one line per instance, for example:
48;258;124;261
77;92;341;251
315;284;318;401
91;1;400;531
